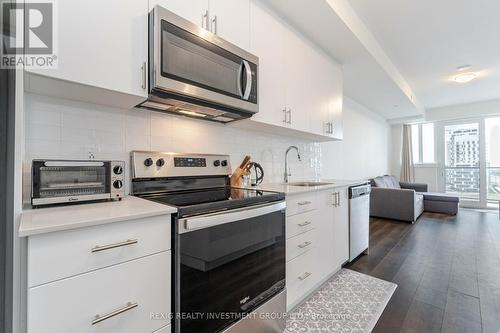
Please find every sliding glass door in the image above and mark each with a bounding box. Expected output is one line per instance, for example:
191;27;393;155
443;122;481;203
485;117;500;204
437;117;500;209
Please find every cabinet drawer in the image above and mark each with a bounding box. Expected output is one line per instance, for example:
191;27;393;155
28;251;171;333
286;211;315;239
286;249;316;309
286;194;317;216
286;229;316;262
28;215;171;287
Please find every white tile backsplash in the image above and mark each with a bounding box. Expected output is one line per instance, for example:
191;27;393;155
24;93;323;194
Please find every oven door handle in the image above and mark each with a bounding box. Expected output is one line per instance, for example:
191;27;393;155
179;201;286;233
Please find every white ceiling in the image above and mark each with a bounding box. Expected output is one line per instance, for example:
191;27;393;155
264;0;423;120
349;0;500;110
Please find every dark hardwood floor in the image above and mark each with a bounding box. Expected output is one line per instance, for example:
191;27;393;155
345;209;500;333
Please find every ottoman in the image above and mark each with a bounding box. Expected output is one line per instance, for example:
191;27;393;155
421;192;459;215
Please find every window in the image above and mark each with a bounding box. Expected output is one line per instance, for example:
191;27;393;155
411;123;435;164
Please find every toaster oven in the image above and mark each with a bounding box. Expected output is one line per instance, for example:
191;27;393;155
31;160;125;207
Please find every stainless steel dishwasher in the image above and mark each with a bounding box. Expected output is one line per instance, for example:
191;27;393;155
348;183;371;262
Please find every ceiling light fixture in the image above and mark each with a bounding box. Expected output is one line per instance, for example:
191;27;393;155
452;72;478;83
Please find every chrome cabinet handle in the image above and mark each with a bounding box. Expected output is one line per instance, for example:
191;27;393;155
330;122;334;134
287;109;292;124
297;201;311;206
298;221;311;227
91;239;138;253
211;15;218;34
141;62;147;90
283;108;288;123
298;272;312;281
332;192;338;207
298;241;312;249
202;10;209;30
92;302;138;325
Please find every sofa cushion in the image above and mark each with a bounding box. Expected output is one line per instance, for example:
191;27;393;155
387;176;401;189
372;175;401;189
421;192;460;203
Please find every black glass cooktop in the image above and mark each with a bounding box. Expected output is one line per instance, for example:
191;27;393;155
137;186;284;217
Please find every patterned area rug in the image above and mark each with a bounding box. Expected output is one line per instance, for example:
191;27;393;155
285;269;397;333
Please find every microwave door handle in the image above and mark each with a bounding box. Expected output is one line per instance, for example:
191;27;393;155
237;61;244;98
242;60;252;100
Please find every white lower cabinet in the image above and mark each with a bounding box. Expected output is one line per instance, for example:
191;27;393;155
28;251;171;333
28;215;171;287
285;188;349;310
26;215;172;333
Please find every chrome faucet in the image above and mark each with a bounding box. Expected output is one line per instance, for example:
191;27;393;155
284;146;301;183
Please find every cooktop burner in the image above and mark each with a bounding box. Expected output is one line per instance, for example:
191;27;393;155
137;186;284;217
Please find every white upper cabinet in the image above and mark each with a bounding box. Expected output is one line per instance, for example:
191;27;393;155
249;0;286;127
209;0;250;50
245;0;343;141
150;0;210;30
27;0;149;98
152;0;250;49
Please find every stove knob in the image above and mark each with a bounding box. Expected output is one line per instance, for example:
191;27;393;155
221;160;228;167
156;158;165;167
113;165;123;175
144;158;153;167
113;180;123;189
213;160;221;167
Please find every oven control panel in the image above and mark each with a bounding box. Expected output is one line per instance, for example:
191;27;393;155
174;157;207;168
131;151;232;179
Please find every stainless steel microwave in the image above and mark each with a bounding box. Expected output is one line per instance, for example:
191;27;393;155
31;160;125;207
138;6;259;123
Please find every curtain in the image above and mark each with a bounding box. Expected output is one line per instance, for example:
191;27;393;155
400;124;415;182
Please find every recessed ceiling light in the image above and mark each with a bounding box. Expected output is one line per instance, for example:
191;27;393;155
452;72;478;83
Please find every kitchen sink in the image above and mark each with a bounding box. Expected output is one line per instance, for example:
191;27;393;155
286;181;334;187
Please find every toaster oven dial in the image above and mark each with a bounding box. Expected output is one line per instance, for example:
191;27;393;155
221;160;228;167
156;158;165;167
113;165;123;175
113;180;123;189
144;158;153;167
213;160;221;167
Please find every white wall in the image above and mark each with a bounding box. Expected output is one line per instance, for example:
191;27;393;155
24;93;390;198
321;98;391;180
390;124;403;177
426;98;500;122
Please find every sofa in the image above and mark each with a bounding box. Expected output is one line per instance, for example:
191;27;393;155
369;175;427;223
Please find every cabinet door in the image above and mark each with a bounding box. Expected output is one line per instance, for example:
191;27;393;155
314;191;336;280
308;50;332;136
28;0;149;98
150;0;209;30
333;187;349;265
209;0;250;49
328;62;344;140
249;0;286;126
284;30;311;133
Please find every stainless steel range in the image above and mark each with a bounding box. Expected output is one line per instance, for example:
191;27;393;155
131;151;286;333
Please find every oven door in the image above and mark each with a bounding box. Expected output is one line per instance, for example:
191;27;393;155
175;201;286;333
151;6;258;114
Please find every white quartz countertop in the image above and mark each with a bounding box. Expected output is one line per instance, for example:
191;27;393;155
19;196;176;237
247;179;369;195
